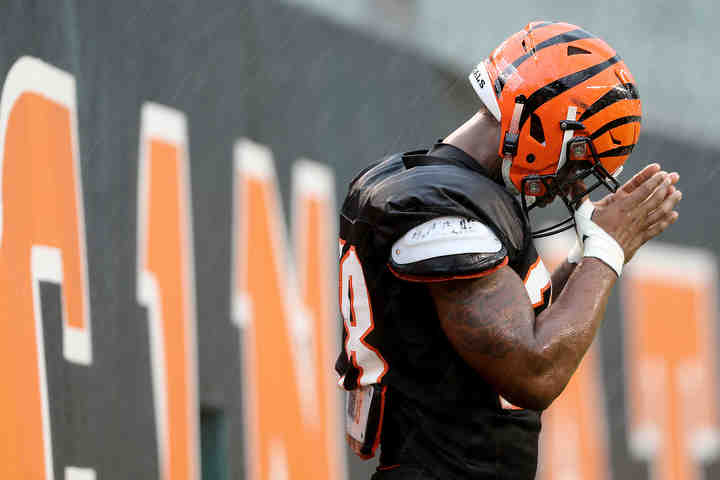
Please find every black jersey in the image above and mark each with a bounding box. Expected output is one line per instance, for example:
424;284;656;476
336;144;553;479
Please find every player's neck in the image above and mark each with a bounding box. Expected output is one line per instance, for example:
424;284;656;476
444;111;502;179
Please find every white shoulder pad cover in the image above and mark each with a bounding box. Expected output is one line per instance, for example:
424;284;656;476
389;216;508;281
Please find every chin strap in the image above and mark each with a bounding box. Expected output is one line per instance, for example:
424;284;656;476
501;97;526;195
556;106;579;173
567;199;624;277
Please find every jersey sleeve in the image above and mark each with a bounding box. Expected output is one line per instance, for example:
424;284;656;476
387;216;508;282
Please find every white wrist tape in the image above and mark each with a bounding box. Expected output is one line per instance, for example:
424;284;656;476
572;200;625;277
575;198;596;219
567;238;583;264
567;200;595;264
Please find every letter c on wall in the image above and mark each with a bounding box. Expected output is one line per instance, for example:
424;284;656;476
0;57;93;479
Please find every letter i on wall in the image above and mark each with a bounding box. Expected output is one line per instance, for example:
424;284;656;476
137;102;200;480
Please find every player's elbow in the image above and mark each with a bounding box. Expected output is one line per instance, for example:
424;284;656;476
525;376;564;410
502;355;568;410
532;348;577;409
503;376;563;411
503;382;562;411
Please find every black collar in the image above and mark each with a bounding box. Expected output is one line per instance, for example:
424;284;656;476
402;142;496;180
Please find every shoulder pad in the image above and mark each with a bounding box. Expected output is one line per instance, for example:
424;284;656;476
388;217;508;282
340;153;529;265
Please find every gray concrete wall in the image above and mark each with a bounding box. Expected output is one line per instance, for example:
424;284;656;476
0;1;718;479
285;0;720;147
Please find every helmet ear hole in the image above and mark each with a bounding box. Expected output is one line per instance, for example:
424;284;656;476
567;45;592;56
529;113;545;144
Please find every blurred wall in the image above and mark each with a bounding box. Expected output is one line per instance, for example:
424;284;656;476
284;0;720;147
0;1;718;480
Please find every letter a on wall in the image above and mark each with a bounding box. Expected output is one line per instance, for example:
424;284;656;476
623;243;719;480
232;139;343;480
0;57;93;479
137;103;200;480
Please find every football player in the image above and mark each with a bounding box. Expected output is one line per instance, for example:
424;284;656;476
336;21;681;479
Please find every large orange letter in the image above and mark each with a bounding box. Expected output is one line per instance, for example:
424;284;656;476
623;243;719;480
292;158;345;479
0;57;93;478
232;139;343;480
137;103;200;480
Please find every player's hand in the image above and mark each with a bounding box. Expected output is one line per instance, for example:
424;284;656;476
591;163;681;263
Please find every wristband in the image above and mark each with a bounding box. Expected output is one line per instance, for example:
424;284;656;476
573;200;625;277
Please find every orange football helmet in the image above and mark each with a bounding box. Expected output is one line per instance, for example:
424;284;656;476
469;21;642;236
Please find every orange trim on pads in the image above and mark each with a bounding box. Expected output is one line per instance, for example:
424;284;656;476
387;257;509;283
377;464;402;471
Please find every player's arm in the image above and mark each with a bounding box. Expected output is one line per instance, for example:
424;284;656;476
431;257;612;411
548;259;577;296
430;165;681;410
